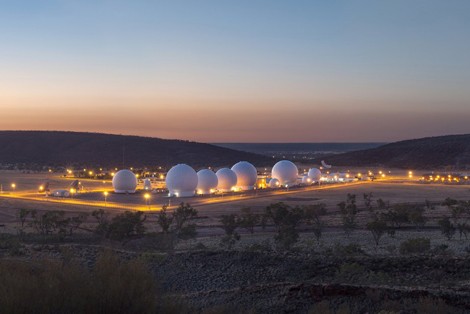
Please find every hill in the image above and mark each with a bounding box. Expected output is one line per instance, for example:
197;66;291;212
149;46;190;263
324;134;470;169
0;131;274;168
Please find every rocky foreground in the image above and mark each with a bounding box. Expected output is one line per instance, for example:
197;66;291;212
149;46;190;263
7;243;469;313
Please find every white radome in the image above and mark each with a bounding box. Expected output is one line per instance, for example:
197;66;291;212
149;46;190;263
166;164;198;197
143;178;152;191
301;175;312;184
308;168;322;182
271;160;298;186
216;168;238;192
197;169;218;194
231;161;257;190
268;178;280;188
112;169;138;194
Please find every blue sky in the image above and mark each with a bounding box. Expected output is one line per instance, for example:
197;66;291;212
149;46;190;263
0;0;469;142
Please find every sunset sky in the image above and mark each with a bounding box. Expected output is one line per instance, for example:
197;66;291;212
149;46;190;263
1;1;469;142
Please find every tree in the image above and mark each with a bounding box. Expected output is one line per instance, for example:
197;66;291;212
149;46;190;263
408;206;427;230
172;203;198;240
376;198;389;210
338;194;358;237
157;205;173;233
263;202;304;250
366;219;388;246
67;213;88;236
107;211;146;241
17;208;33;235
303;203;327;244
219;214;240;249
438;217;456;241
381;204;410;229
238;207;260;234
363;192;374;211
31;210;69;237
91;209;109;236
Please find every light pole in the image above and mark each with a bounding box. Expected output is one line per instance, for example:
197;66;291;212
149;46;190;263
104;191;109;207
144;193;150;210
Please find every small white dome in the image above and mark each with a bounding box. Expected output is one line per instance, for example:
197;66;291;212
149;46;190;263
268;178;280;188
308;168;322;182
197;169;218;194
231;161;257;190
166;164;198;197
143;178;152;191
301;175;312;184
271;160;298;186
112;169;137;194
216;168;238;192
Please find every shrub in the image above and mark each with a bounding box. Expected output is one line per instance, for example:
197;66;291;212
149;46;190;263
338;194;358;237
238;207;260;234
366;219;388;246
0;251;158;313
438;217;456;240
172;203;198;240
399;238;430;255
219;214;240;249
263;202;304;250
157;205;173;233
107;211;146;240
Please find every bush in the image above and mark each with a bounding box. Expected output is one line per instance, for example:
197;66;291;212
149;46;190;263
263;202;304;250
399;238;430;255
438;217;456;240
107;211;146;241
219;214;240;249
0;251;158;313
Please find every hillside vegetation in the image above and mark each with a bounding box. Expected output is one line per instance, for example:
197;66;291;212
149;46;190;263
325;134;470;169
0;131;273;168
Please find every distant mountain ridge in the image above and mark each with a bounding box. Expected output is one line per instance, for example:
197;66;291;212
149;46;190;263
325;134;470;169
0;131;273;168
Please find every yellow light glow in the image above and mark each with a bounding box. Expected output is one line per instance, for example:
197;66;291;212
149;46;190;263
144;193;150;200
39;185;44;191
88;171;93;176
11;183;16;188
104;191;109;196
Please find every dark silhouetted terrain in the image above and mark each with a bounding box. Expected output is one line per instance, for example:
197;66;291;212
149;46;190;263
0;131;273;168
325;134;470;169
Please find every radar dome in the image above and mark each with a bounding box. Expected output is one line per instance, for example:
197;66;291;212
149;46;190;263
231;161;257;190
166;164;198;197
308;168;322;182
143;178;152;191
196;169;218;194
268;178;280;188
112;169;137;194
301;175;312;184
271;160;298;186
216;168;237;192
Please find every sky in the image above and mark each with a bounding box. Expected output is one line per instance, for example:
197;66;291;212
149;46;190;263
0;0;469;143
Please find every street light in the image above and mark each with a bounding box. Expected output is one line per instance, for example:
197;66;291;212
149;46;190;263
144;193;150;210
104;191;109;207
11;183;16;191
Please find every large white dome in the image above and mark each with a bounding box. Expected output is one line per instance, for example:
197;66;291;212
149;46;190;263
271;160;298;186
112;169;137;194
231;161;257;190
196;169;218;194
268;178;280;188
166;164;198;197
308;168;322;182
216;168;237;192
